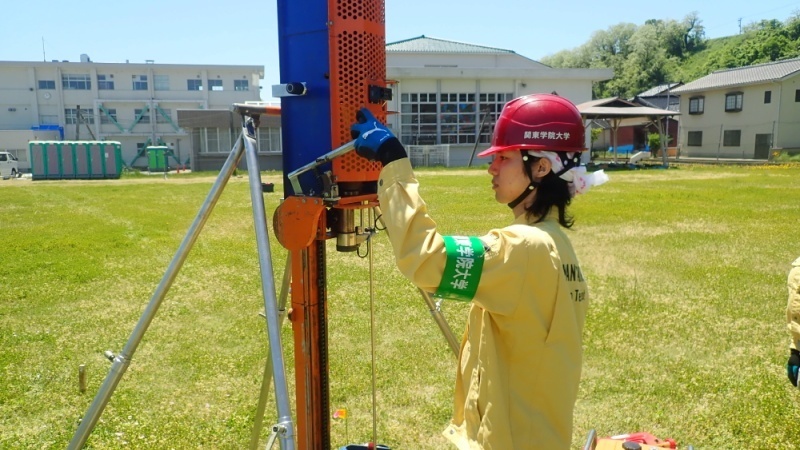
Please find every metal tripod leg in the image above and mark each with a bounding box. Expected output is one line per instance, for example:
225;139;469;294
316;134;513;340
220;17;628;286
68;132;248;449
249;253;292;450
241;115;295;450
69;115;295;450
373;206;460;357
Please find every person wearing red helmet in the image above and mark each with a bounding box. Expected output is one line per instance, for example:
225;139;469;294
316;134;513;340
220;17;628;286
351;93;607;449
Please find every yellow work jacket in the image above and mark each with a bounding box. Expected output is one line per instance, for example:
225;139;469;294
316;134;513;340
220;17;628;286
377;159;589;450
787;257;800;350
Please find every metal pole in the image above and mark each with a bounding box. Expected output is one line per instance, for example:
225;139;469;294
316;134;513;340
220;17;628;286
241;116;296;450
368;212;378;446
612;119;619;164
373;206;460;356
663;85;671;167
249;253;292;450
582;429;597;450
658;116;665;168
417;289;460;356
468;109;492;167
69;132;247;449
285;140;356;194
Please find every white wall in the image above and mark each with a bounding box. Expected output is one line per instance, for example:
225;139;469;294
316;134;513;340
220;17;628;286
0;61;263;167
678;83;781;158
0;130;60;169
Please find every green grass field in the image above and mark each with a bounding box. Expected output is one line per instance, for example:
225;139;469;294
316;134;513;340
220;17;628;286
2;164;800;449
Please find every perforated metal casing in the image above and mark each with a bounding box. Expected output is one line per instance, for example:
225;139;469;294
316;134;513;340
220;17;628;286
329;0;384;182
277;0;385;196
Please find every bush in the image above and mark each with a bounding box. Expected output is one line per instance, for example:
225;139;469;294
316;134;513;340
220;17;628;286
647;133;672;152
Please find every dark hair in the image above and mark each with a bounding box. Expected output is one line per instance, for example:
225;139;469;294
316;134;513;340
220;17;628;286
525;169;574;228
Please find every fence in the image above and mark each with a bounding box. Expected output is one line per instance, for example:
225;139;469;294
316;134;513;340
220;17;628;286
407;144;449;167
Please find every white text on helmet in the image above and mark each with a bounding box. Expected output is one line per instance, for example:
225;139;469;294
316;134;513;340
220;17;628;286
524;131;571;140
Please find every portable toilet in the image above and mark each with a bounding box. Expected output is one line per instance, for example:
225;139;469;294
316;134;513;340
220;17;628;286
29;141;63;180
30;140;124;180
74;142;92;178
59;142;77;179
147;146;169;172
86;142;105;178
101;141;123;179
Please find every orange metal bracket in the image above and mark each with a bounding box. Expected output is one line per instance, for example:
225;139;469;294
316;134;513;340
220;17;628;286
273;197;327;251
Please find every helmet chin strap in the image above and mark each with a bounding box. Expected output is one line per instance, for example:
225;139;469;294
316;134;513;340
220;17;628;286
507;182;538;209
507;150;539;209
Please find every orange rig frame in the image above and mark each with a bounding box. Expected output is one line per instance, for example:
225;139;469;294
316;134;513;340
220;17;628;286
273;0;388;448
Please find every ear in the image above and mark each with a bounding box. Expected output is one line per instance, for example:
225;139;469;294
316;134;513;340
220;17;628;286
533;157;552;179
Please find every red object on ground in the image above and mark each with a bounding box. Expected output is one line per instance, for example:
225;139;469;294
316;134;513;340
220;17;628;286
604;432;677;448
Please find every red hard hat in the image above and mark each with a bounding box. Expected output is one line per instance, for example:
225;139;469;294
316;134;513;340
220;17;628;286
477;93;586;157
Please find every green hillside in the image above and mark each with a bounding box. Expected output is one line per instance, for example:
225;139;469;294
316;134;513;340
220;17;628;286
542;14;800;98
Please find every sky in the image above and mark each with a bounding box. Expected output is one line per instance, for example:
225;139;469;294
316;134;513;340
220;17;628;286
3;0;800;102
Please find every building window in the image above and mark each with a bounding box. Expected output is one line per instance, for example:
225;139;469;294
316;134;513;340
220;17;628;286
100;108;117;124
187;79;203;91
764;90;772;104
477;93;513;143
134;108;150;124
209;79;223;91
38;80;56;89
687;131;702;146
65;108;94;125
199;128;234;153
234;79;249;91
154;75;170;91
257;127;282;152
156;108;172;124
97;74;114;90
725;92;743;112
133;75;148;91
440;92;478;145
723;130;741;146
688;96;704;114
62;74;91;90
400;92;438;145
39;114;58;125
399;92;512;145
795;89;800;102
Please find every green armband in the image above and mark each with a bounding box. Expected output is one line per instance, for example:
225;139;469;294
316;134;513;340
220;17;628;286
434;236;485;302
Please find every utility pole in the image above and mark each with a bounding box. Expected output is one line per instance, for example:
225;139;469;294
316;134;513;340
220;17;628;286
738;18;742;34
76;105;97;140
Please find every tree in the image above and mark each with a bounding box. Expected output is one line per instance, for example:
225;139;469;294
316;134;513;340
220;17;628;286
683;12;705;52
614;23;673;97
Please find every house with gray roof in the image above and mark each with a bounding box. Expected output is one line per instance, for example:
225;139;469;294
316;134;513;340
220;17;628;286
385;36;613;166
671;58;800;159
633;82;682;111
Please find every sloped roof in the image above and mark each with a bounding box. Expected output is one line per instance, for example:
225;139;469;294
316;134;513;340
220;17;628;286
633;95;680;112
672;57;800;94
578;97;638;109
577;97;678;119
386;35;516;54
637;82;682;97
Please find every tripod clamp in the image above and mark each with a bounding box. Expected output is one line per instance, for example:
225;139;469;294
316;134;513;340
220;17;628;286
232;103;282;137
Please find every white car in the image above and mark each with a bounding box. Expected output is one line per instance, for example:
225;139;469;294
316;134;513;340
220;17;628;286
0;151;20;179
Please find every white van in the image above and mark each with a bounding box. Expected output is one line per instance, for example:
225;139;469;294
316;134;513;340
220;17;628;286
0;151;20;178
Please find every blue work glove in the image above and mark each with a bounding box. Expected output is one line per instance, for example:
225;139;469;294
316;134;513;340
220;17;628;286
350;108;407;165
789;349;800;387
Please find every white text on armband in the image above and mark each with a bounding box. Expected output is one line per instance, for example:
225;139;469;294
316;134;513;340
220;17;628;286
435;236;485;301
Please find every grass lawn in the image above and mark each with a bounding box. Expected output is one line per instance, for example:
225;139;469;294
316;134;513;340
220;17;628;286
2;163;800;449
